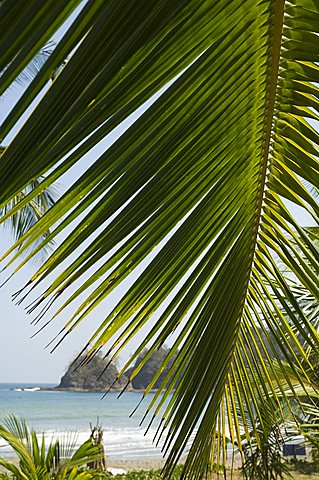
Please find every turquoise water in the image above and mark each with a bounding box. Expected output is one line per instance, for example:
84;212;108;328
0;383;167;459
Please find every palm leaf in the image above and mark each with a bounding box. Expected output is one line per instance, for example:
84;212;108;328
0;42;54;98
0;415;99;479
1;35;59;254
0;167;58;257
0;1;319;478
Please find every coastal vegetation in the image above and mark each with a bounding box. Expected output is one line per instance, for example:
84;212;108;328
101;471;319;480
0;1;319;479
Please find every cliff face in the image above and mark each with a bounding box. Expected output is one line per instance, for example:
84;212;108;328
56;354;129;392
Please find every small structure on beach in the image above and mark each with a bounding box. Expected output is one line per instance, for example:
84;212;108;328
88;422;106;471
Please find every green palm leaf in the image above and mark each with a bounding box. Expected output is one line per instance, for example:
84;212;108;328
0;415;100;480
0;1;319;478
0;173;58;255
0;42;54;97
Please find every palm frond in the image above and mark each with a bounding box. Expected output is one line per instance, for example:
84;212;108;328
0;1;319;478
0;41;54;98
0;169;58;257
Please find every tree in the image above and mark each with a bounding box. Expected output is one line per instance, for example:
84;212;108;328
240;399;290;480
0;2;318;478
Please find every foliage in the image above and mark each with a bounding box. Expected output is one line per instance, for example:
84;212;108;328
289;458;319;475
0;2;319;479
0;415;100;480
240;399;291;480
95;466;184;480
0;174;58;255
1;42;54;96
297;403;319;465
241;430;290;480
0;41;58;252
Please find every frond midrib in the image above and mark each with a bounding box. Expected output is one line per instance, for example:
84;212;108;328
247;0;286;282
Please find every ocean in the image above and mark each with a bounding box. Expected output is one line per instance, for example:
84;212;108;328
0;383;170;459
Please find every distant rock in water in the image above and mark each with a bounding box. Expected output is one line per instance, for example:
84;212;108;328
55;354;129;392
56;347;179;392
125;347;179;390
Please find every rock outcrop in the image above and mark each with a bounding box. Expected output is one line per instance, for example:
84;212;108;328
55;354;128;392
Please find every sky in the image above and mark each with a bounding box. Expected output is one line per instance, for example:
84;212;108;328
0;198;159;383
0;63;173;383
0;9;316;383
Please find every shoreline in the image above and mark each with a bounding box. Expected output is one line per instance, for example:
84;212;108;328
40;387;157;393
8;384;165;394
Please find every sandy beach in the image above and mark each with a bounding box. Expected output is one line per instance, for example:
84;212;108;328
0;456;168;474
106;457;166;471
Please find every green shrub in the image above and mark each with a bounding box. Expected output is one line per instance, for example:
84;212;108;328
289;458;319;475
